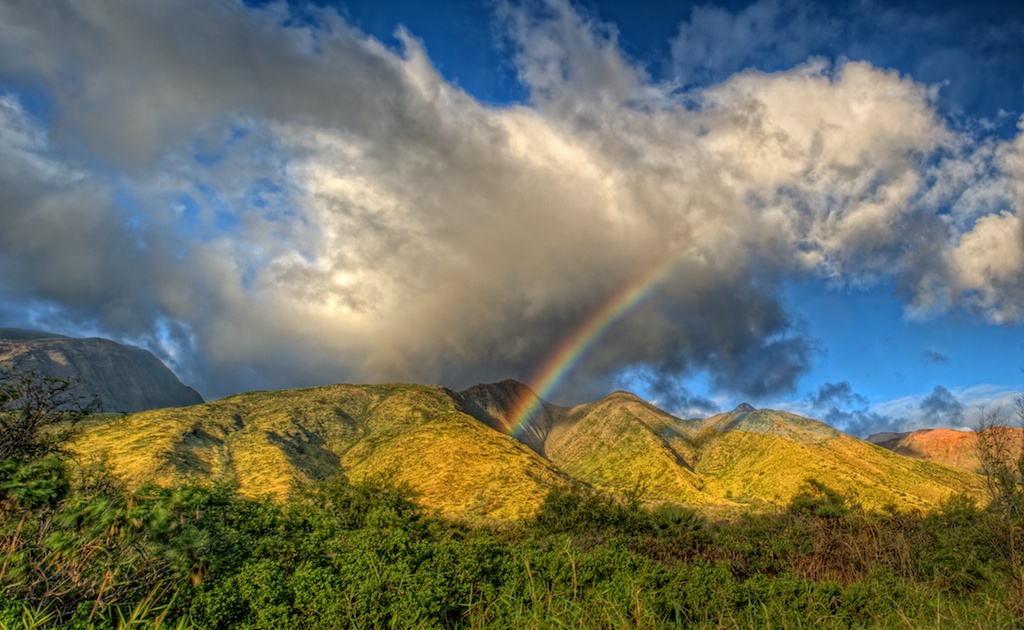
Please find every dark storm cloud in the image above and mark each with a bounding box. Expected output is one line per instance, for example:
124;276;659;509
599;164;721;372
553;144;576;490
823;408;902;439
918;385;965;426
804;380;898;437
805;381;978;436
811;381;869;408
0;0;1021;402
616;369;718;418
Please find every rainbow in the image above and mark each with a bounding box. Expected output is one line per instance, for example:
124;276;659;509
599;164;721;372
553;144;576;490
507;255;678;437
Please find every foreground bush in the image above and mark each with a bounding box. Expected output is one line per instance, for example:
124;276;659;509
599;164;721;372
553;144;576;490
3;469;1023;629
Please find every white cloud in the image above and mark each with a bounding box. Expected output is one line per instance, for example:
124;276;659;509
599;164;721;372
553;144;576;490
0;0;1021;401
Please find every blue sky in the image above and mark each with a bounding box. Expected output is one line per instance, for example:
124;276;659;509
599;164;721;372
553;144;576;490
1;0;1023;435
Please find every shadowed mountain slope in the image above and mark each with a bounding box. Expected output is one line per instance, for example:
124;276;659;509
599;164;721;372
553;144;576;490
454;379;567;456
0;328;203;412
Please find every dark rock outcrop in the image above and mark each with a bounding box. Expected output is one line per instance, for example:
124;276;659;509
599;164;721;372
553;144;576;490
0;328;203;412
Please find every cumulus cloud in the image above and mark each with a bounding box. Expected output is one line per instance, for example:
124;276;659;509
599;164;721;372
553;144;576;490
668;0;1024;123
0;0;1022;404
798;380;897;437
670;0;834;87
618;368;718;418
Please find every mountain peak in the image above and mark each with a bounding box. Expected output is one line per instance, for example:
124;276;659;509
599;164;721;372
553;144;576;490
735;402;756;413
605;390;645;402
464;379;538;401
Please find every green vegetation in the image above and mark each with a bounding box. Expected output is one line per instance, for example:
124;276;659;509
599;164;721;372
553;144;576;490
3;468;1023;628
542;396;984;514
2;374;1023;628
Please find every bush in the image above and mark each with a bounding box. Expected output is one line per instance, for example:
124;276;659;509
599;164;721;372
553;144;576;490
531;483;651;536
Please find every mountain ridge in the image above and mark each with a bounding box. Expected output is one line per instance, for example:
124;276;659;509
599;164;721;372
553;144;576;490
68;378;987;520
0;329;204;412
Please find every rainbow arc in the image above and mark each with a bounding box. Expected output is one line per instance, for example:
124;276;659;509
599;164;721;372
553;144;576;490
507;256;678;436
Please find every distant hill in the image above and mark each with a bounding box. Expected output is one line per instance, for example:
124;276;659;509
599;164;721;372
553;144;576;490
869;427;1024;474
687;407;979;511
0;328;203;412
69;379;986;520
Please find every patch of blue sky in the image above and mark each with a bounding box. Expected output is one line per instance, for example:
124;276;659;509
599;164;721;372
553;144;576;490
18;300;103;340
213;209;242;233
783;277;1024;407
172;193;204;241
0;84;56;129
245;177;287;212
247;0;526;105
169;185;244;250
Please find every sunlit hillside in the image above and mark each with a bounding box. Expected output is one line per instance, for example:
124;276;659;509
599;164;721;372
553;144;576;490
72;380;986;520
690;408;983;511
871;426;1024;474
72;383;567;520
467;384;986;512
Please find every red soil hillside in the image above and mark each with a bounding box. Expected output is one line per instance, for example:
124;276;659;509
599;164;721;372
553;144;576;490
871;427;1024;473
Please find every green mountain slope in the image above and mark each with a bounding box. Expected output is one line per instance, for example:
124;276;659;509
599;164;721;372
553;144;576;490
72;383;566;520
459;384;983;511
543;392;709;503
71;380;986;520
691;408;983;510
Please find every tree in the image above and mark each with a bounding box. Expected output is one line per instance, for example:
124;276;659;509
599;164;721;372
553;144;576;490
975;396;1024;525
0;370;96;507
974;393;1024;611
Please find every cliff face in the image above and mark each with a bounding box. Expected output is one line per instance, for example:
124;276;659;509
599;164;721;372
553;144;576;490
0;329;203;412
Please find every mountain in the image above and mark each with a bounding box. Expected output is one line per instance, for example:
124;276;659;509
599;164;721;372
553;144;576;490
454;379;566;456
543;391;708;502
0;328;203;412
69;379;986;520
71;383;566;520
870;427;1024;474
457;384;983;512
687;407;980;511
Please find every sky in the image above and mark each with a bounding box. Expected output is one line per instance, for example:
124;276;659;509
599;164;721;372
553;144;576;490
1;0;1023;436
